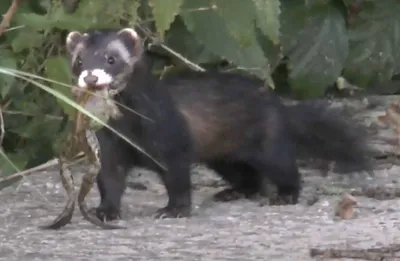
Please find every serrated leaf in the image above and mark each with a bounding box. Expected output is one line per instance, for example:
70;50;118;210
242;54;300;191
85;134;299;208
150;0;184;39
281;3;349;98
280;1;308;53
10;29;44;52
44;56;74;117
16;8;93;32
15;13;53;31
182;0;271;81
126;0;141;28
49;7;93;30
343;1;400;88
165;17;219;64
214;0;257;47
255;27;282;71
0;51;17;98
253;0;281;45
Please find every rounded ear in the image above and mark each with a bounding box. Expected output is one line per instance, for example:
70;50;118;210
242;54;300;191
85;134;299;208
117;28;141;48
117;28;139;42
66;31;82;54
117;28;143;59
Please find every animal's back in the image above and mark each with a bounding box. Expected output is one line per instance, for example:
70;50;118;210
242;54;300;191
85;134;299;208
161;71;274;161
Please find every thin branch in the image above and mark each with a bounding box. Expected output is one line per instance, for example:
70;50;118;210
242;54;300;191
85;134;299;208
0;105;4;147
139;6;216;25
0;0;23;38
136;25;205;72
0;154;85;185
3;110;63;120
158;43;206;72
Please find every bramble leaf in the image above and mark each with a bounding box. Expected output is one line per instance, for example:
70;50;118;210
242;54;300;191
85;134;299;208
253;0;281;45
150;0;184;39
343;1;400;87
182;0;271;82
281;2;349;97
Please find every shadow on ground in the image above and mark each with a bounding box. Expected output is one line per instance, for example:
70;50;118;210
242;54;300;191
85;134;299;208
0;163;399;261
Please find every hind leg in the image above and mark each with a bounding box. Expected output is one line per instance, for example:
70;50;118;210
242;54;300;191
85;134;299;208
207;160;261;202
252;137;301;205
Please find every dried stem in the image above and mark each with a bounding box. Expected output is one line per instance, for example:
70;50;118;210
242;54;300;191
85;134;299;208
0;0;23;38
0;105;5;148
136;25;205;72
0;155;85;185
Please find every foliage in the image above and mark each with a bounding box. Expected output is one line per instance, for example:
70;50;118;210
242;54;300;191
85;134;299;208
0;0;399;186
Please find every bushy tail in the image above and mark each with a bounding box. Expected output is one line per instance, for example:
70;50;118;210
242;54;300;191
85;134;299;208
285;100;373;173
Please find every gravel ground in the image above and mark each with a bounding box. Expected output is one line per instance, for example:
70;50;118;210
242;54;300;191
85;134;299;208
0;163;400;261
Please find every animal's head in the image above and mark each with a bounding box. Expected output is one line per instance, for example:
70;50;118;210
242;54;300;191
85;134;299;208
65;28;143;94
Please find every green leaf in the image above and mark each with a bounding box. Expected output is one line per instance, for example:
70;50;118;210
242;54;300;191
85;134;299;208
44;56;74;117
253;0;281;45
255;27;283;71
0;150;29;190
165;17;219;64
49;8;93;30
182;0;271;81
15;13;53;31
343;1;400;88
0;150;27;176
150;0;184;39
126;0;141;28
214;0;257;47
0;51;17;98
10;29;44;53
281;3;349;98
16;8;93;32
0;0;12;14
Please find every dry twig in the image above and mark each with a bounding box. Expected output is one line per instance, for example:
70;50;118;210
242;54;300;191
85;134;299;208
310;244;400;260
135;25;205;72
0;154;85;185
0;0;23;38
0;105;5;148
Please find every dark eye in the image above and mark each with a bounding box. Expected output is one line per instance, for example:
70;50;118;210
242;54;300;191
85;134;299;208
107;56;115;65
76;56;82;66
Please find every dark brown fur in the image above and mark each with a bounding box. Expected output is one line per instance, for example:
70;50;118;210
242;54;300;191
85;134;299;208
93;56;371;220
65;29;372;221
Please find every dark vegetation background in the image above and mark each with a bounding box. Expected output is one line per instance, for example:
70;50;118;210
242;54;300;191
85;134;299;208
0;0;400;190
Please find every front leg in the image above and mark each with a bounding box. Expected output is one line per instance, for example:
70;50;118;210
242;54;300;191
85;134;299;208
92;130;132;222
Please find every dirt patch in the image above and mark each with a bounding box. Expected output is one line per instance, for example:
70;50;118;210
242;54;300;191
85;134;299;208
0;163;400;261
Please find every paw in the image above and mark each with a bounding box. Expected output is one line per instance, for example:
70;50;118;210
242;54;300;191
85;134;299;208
152;205;191;219
268;194;298;206
213;188;245;202
89;205;121;222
